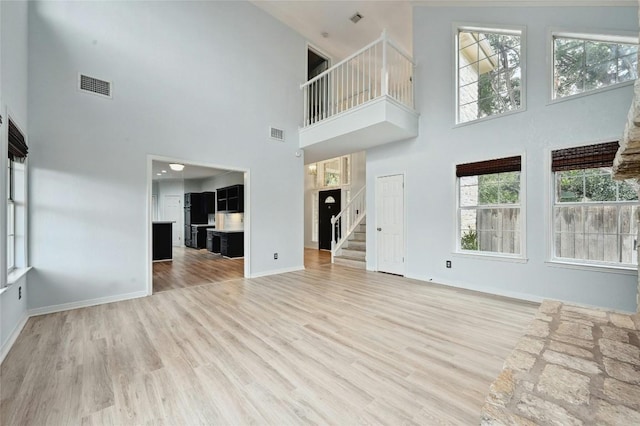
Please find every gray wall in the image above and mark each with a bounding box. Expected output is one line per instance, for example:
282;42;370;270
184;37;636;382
27;1;305;310
200;171;244;193
0;0;29;358
367;6;639;311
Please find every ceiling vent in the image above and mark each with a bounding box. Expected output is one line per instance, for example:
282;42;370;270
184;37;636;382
350;12;363;24
78;73;112;98
270;127;285;142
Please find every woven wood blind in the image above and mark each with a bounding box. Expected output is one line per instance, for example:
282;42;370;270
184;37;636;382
8;119;28;161
551;141;618;172
456;156;521;177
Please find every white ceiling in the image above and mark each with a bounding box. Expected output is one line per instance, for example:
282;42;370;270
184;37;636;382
152;161;229;181
251;0;413;61
251;0;636;63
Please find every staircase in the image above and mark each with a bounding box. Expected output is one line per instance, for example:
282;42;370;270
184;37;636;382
330;186;366;270
333;220;366;269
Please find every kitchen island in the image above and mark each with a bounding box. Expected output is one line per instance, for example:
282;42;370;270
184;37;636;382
206;229;244;258
152;221;174;261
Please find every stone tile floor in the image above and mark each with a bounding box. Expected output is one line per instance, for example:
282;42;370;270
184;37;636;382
481;300;640;425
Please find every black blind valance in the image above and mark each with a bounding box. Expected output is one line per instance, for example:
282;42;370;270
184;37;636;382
456;156;521;177
551;141;618;172
8;119;28;162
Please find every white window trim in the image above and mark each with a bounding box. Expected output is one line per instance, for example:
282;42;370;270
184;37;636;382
454;152;527;260
547;28;639;105
546;143;639;269
453;22;528;127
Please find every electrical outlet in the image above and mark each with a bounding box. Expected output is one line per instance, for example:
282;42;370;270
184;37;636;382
446;260;452;268
274;253;278;260
18;286;22;300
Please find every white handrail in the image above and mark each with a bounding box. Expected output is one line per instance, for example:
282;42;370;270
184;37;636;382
301;31;415;128
330;186;366;263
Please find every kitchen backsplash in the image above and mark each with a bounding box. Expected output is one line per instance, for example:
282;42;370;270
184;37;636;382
215;212;244;231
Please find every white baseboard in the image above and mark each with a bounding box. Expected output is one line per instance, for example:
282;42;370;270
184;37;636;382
404;273;543;305
28;290;148;317
0;312;28;365
250;265;305;279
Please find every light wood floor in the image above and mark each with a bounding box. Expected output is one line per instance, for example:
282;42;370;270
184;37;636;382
153;247;244;293
1;266;538;425
155;248;330;294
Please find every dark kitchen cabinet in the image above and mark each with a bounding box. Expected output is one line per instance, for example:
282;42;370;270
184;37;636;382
184;192;215;248
206;229;220;253
216;185;244;212
207;231;243;258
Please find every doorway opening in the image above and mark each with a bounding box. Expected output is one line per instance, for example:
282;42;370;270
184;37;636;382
147;157;249;294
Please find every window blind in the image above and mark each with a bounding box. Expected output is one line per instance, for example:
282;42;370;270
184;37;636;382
8;119;28;162
456;156;521;177
551;141;618;172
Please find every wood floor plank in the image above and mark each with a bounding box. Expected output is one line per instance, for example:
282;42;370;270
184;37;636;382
1;259;538;424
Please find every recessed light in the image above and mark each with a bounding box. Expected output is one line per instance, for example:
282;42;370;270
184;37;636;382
321;32;329;38
156;173;162;176
169;163;185;171
161;170;167;173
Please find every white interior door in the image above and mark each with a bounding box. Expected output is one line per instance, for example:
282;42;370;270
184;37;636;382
163;195;182;246
376;174;405;275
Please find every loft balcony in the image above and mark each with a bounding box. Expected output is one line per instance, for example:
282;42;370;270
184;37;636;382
299;32;420;163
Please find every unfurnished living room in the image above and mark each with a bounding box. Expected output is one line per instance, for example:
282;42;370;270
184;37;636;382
2;0;640;424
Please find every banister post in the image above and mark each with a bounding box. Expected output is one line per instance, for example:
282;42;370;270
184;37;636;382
381;29;389;96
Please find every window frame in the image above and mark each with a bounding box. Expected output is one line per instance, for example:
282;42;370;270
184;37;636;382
453;22;527;127
455;153;527;260
548;29;639;104
7;158;15;273
544;141;640;275
549;162;639;270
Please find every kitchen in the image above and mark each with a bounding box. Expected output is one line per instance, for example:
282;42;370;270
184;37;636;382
151;160;246;293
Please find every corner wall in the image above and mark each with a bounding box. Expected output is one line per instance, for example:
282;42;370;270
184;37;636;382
0;0;29;361
27;1;305;311
367;5;639;312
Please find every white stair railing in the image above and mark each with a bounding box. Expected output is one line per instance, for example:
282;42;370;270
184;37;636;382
301;30;414;128
331;186;366;263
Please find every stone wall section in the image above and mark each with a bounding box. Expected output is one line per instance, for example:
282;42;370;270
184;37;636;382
481;300;640;425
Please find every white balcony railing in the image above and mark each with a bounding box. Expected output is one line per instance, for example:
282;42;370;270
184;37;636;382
331;185;366;263
301;31;415;128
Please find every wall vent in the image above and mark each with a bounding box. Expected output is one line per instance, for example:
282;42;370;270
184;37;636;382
350;12;363;24
270;127;285;142
78;74;112;98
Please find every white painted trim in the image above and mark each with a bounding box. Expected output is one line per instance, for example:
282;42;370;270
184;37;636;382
454;151;527;258
412;0;637;6
452;22;528;127
250;265;305;278
374;172;406;276
7;266;31;285
146;155;251;295
0;312;28;365
405;272;544;304
28;290;148;317
545;260;638;275
547;27;638;104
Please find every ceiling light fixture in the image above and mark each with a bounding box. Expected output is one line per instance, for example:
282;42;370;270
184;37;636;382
350;12;363;24
156;173;162;176
169;163;185;171
161;170;167;173
321;32;329;38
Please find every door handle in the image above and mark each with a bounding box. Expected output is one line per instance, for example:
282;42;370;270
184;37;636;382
377;227;382;231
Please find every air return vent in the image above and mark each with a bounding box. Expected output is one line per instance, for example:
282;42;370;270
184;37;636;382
270;127;285;142
78;73;112;98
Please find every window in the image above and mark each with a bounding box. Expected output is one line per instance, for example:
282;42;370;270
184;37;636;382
552;142;639;267
456;25;524;124
553;33;638;100
7;160;14;271
310;155;350;188
6;118;28;277
457;156;523;256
